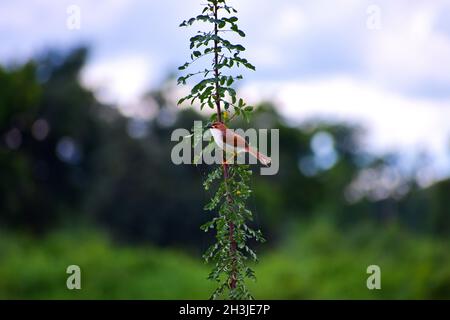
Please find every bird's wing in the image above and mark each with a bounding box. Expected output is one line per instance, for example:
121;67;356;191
223;129;248;151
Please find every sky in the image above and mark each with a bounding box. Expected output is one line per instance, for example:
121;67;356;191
1;0;450;180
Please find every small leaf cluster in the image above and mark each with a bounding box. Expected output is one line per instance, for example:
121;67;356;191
177;0;255;122
201;165;265;300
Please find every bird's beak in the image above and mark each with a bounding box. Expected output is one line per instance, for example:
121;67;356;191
205;123;212;129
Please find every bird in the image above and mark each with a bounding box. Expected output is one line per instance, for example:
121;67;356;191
207;121;271;166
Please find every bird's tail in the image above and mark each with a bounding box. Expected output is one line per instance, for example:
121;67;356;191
247;147;271;167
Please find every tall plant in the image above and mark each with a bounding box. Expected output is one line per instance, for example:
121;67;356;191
177;0;264;300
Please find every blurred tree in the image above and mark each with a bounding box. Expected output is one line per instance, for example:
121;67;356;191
0;48;102;232
1;47;449;248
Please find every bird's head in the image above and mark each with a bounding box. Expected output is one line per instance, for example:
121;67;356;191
207;121;227;131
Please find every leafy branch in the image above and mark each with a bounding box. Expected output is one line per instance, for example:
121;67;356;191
177;0;264;300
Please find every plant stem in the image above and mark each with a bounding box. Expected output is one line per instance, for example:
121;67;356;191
213;1;222;123
213;0;237;291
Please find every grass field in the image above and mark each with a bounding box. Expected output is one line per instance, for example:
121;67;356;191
1;219;449;299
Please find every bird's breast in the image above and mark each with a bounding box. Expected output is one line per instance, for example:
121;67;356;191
210;129;224;149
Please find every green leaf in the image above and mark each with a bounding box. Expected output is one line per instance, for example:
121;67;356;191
245;62;256;71
242;110;250;123
227;87;237;98
178;62;189;70
200;220;215;232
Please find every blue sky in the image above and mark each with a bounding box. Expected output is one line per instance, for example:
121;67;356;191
1;0;450;182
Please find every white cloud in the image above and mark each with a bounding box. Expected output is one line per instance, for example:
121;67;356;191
248;44;284;68
240;76;450;177
273;5;307;39
81;53;154;107
365;1;450;91
0;0;134;33
234;0;450;96
72;0;135;32
0;0;137;63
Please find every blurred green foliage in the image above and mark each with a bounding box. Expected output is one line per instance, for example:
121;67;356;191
1;219;449;299
0;47;449;299
0;229;213;299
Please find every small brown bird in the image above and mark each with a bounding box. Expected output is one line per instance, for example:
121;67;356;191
208;121;271;166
